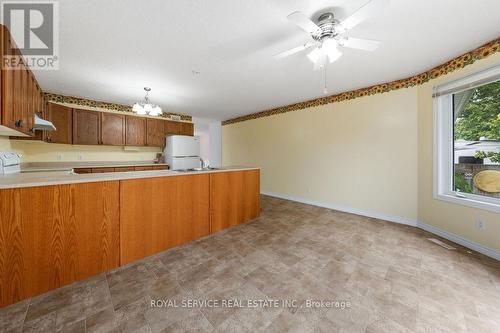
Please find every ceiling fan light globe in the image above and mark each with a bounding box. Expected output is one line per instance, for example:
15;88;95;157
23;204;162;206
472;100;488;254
322;39;342;63
307;48;321;63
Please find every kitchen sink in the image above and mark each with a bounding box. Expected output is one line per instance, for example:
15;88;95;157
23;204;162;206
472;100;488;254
176;167;221;172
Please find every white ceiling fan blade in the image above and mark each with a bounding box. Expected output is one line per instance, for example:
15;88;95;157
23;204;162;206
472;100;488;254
287;11;321;35
273;42;316;60
340;0;390;30
341;37;381;51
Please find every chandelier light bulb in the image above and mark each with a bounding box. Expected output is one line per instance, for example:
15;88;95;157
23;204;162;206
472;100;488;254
132;87;162;116
143;103;153;114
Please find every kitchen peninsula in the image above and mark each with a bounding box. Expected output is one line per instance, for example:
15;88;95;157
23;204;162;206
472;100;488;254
0;167;260;307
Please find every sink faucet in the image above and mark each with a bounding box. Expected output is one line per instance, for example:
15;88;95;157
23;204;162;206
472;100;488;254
200;158;209;169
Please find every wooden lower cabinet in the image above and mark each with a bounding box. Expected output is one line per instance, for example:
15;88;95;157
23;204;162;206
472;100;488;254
0;170;259;307
120;174;210;264
0;181;120;307
210;170;260;233
113;166;135;172
91;167;114;173
134;166;153;171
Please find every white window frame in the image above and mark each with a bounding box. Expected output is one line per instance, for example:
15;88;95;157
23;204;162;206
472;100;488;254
433;65;500;213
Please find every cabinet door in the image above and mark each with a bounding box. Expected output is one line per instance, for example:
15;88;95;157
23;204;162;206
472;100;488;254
0;182;120;307
125;116;146;146
180;122;194;136
46;103;72;144
114;167;135;172
134;166;153;171
146;118;165;147
73;108;100;145
1;28;15;129
25;72;34;132
164;120;180;135
91;168;114;173
12;51;25;132
101;112;125;146
1;27;31;135
210;170;260;233
120;175;210;264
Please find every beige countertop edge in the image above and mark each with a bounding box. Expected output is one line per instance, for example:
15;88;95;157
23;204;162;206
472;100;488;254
0;167;260;189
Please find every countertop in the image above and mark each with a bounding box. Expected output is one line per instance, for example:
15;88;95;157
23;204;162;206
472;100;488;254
0;166;260;189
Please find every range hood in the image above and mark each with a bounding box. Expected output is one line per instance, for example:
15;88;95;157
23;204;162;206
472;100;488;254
33;114;56;131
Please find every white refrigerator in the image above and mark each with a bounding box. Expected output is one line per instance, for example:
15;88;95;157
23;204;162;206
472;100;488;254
164;135;201;170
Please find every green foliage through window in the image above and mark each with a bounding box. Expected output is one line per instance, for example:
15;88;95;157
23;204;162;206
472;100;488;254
454;173;473;194
454;80;500;141
474;150;500;163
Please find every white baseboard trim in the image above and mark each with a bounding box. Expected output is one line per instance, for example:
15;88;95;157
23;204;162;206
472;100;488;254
261;191;418;227
262;191;500;261
417;222;500;261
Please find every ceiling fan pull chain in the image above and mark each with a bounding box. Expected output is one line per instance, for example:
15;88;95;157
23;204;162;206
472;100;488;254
323;66;328;94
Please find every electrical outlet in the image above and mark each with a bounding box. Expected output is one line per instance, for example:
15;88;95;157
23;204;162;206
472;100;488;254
78;154;84;160
475;217;486;231
56;153;63;161
307;187;312;194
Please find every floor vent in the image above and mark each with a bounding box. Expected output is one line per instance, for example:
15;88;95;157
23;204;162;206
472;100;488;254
427;238;456;250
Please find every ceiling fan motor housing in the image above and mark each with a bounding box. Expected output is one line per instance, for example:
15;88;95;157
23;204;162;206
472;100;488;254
314;12;341;42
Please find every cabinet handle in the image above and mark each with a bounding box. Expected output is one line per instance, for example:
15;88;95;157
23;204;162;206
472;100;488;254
15;120;24;128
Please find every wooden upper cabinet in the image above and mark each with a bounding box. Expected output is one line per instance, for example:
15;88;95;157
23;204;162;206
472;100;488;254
1;28;14;129
46;103;72;144
101;112;125;146
125;116;146;146
164;120;180;135
180;122;194;136
73;108;100;145
146;118;165;147
0;26;37;136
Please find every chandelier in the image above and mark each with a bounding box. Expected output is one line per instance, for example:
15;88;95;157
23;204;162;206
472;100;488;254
132;87;162;116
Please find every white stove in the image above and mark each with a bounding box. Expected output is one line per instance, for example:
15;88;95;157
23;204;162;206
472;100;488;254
0;152;22;174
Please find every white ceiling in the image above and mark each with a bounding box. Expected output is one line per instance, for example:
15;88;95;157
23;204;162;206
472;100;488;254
33;0;500;120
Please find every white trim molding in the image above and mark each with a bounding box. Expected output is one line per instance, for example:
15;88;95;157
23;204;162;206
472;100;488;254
261;191;418;227
261;191;500;261
432;65;500;214
418;221;500;261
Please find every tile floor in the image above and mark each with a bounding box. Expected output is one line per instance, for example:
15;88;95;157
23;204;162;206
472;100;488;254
1;195;499;332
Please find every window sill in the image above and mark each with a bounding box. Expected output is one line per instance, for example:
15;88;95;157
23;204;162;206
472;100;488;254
435;192;500;214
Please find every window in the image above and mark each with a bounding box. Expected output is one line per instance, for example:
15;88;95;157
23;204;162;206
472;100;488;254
434;65;500;213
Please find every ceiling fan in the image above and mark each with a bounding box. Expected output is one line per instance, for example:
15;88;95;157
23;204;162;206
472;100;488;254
274;0;389;70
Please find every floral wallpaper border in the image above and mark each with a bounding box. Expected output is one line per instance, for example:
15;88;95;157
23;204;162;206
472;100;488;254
222;37;500;126
44;93;192;122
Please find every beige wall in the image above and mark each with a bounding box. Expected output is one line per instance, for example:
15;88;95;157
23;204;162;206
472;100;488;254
2;139;161;163
222;53;500;252
223;87;419;222
417;54;500;252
